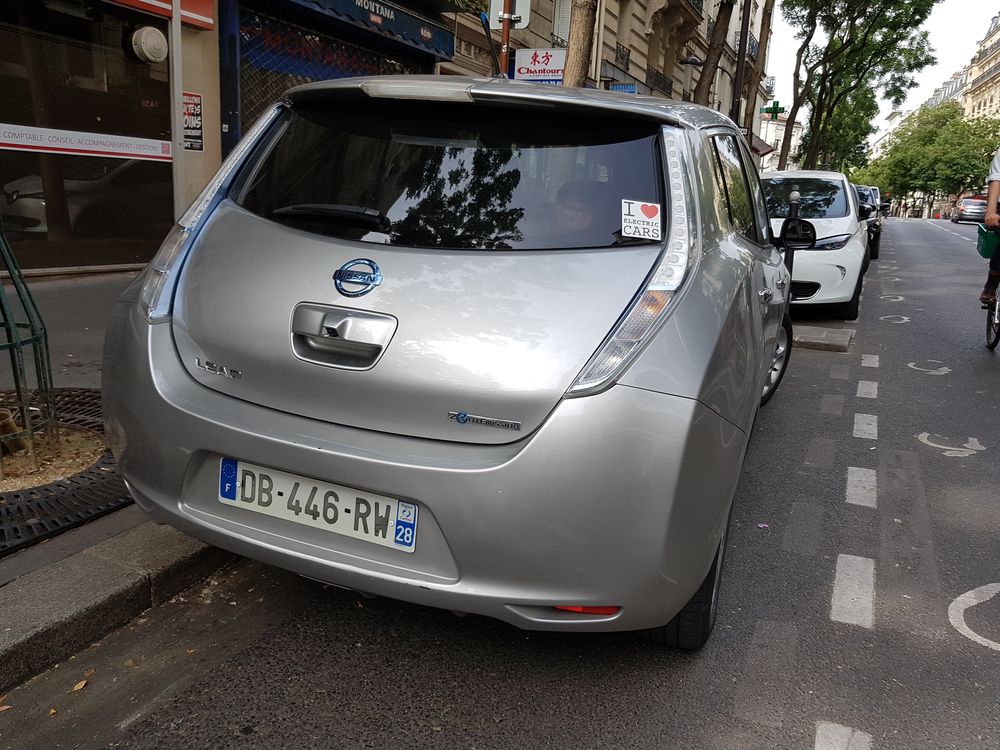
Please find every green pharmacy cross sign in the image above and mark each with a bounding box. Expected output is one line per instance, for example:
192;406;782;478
760;100;786;120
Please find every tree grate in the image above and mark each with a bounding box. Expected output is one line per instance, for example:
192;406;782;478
0;389;131;559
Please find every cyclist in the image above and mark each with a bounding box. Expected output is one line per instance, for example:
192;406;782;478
982;147;1000;303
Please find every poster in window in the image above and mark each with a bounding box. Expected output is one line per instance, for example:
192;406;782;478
183;91;203;151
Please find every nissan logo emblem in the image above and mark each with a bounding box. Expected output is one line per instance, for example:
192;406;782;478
333;258;382;297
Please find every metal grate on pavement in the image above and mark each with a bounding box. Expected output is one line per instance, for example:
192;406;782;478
0;389;131;558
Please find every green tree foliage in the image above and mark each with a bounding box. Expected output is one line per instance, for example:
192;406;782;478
778;0;938;170
798;85;879;172
849;102;1000;202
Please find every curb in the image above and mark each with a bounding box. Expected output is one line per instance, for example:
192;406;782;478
0;522;232;693
793;325;855;353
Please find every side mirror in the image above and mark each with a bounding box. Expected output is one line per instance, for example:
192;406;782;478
858;204;875;220
779;217;816;251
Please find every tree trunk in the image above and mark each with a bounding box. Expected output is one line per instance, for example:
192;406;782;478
777;12;818;170
742;0;776;132
693;1;735;106
777;95;807;170
562;0;599;88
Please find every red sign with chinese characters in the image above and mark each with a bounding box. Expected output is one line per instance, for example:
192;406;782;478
106;0;215;30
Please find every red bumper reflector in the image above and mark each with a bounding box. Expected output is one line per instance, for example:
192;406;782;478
553;605;621;616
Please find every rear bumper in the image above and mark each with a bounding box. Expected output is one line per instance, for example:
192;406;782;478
955;212;985;223
790;242;864;305
103;303;748;632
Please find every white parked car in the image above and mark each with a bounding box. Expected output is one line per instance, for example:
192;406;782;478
761;170;870;320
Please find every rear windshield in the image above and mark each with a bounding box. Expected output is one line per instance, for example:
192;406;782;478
236;101;664;250
762;177;849;219
962;199;986;207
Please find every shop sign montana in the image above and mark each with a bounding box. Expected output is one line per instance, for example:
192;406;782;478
357;0;395;21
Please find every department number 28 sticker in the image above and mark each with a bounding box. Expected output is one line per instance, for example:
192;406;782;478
621;200;662;241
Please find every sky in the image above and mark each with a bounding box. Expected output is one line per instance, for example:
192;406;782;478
765;0;1000;140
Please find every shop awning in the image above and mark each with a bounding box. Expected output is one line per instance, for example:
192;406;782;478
291;0;455;60
749;132;774;157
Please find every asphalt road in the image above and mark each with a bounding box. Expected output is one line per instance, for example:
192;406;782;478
0;272;134;391
2;219;999;749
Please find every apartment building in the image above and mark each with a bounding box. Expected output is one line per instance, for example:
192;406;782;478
445;0;774;131
966;13;1000;118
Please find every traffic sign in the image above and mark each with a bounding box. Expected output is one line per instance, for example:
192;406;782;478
488;0;530;29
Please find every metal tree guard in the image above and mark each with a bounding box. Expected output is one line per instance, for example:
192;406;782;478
0;224;58;477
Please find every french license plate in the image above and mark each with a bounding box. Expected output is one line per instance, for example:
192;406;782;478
218;458;417;552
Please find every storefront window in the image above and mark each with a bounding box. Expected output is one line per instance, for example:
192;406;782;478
0;1;173;268
239;8;426;131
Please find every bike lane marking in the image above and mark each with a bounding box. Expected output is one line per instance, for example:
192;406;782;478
948;584;1000;652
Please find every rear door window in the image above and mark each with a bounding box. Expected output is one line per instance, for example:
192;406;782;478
236;101;664;250
711;134;761;243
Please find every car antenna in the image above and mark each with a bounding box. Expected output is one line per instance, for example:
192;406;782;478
479;11;505;78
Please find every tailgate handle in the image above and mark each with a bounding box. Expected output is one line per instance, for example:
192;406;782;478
291;304;397;370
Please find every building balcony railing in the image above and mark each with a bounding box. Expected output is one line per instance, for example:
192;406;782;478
735;33;760;60
970;59;1000;91
615;43;631;71
976;37;1000;64
551;34;567;49
646;68;672;96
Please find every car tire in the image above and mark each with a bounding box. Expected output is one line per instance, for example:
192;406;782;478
833;270;863;320
760;313;792;406
644;514;730;650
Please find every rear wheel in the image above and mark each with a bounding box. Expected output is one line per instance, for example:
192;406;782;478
644;514;729;650
761;313;792;405
987;304;1000;350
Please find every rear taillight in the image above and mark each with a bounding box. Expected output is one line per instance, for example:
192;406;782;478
568;127;695;396
554;606;621;616
139;105;284;323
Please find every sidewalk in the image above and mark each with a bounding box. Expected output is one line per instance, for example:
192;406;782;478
0;273;234;694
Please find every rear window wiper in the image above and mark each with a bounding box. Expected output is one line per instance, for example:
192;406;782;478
270;204;390;231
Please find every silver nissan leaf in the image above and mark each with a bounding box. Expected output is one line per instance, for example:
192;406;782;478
103;77;792;650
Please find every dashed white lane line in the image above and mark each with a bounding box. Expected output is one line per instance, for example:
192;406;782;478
815;721;874;750
861;354;880;368
831;554;875;628
857;380;878;399
846;467;877;508
853;414;878;439
923;219;976;242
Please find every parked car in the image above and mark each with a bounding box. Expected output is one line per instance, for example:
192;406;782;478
103;76;798;650
854;184;881;259
762;170;869;320
1;157;172;239
951;197;988;224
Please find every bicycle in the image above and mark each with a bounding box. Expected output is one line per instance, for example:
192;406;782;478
987;296;1000;350
980;223;1000;350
